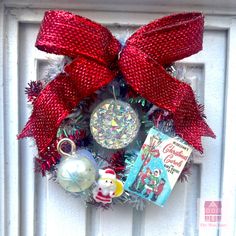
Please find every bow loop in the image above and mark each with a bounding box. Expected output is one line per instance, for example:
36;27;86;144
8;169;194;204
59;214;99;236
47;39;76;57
126;12;204;65
36;10;121;66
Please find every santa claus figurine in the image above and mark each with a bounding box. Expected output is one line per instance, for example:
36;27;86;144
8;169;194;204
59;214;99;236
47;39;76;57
93;168;124;204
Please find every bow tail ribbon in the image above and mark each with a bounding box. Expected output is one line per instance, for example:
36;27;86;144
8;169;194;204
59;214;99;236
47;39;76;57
119;45;215;153
18;11;215;172
18;56;116;153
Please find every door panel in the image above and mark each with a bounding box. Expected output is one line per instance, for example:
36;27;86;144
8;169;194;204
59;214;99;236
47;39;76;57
4;10;227;236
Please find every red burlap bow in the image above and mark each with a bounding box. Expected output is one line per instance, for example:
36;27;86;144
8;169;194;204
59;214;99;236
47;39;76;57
18;10;215;171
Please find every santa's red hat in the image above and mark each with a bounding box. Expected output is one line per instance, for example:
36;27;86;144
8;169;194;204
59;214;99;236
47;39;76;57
100;168;116;179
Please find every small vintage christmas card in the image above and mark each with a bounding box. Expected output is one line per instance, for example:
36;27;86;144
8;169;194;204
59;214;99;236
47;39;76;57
124;127;193;207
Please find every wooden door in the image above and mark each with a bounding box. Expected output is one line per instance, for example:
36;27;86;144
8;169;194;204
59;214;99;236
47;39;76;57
1;6;236;236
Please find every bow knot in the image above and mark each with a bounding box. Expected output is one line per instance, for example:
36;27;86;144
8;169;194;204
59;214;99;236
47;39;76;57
18;10;215;172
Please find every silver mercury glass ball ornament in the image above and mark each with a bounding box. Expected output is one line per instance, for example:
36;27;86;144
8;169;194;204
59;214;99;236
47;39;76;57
90;99;140;149
56;138;97;193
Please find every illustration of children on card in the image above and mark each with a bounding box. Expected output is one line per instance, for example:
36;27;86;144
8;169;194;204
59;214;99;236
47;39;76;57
143;169;162;197
129;167;152;192
124;128;173;206
125;155;170;206
151;178;166;201
128;135;162;193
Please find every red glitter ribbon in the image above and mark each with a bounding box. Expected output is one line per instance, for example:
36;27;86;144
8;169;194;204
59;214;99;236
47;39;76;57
18;11;215;171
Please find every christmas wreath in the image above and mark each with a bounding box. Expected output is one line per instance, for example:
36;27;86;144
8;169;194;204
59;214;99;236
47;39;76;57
18;10;215;209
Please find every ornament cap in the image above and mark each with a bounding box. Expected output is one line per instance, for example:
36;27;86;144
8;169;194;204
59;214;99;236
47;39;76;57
57;138;76;158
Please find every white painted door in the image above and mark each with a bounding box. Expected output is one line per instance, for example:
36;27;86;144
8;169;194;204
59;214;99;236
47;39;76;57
1;6;236;236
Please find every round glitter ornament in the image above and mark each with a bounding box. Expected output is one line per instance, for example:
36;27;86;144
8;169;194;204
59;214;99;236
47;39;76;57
90;99;140;149
56;138;97;193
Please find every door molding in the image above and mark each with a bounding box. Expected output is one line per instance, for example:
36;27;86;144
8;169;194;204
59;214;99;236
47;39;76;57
3;0;236;15
0;5;235;236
